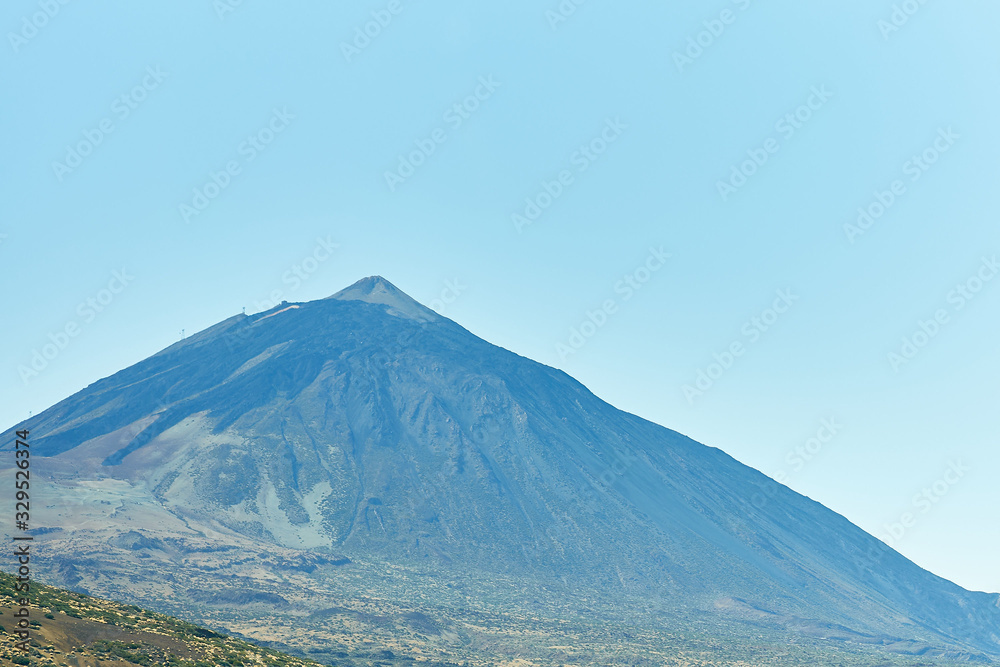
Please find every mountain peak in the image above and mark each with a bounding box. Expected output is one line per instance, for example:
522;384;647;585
327;276;438;322
4;272;1000;660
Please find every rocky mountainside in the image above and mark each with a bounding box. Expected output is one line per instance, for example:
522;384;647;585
3;276;998;664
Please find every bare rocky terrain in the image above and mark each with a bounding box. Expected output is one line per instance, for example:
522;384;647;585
3;276;999;666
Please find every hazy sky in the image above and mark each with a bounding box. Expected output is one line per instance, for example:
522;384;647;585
2;1;998;593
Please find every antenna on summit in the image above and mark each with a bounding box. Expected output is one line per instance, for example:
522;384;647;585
180;329;185;339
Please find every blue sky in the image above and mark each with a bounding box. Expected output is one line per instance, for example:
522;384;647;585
2;1;998;593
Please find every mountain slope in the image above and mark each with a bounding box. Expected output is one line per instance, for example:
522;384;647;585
3;276;999;662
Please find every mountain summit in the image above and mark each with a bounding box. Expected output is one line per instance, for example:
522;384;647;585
4;278;999;663
327;275;439;322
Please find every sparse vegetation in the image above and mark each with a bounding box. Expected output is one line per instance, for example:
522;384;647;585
0;571;326;667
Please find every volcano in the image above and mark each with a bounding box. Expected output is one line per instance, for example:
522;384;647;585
4;276;998;664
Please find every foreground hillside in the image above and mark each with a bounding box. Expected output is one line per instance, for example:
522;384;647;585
0;571;328;667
